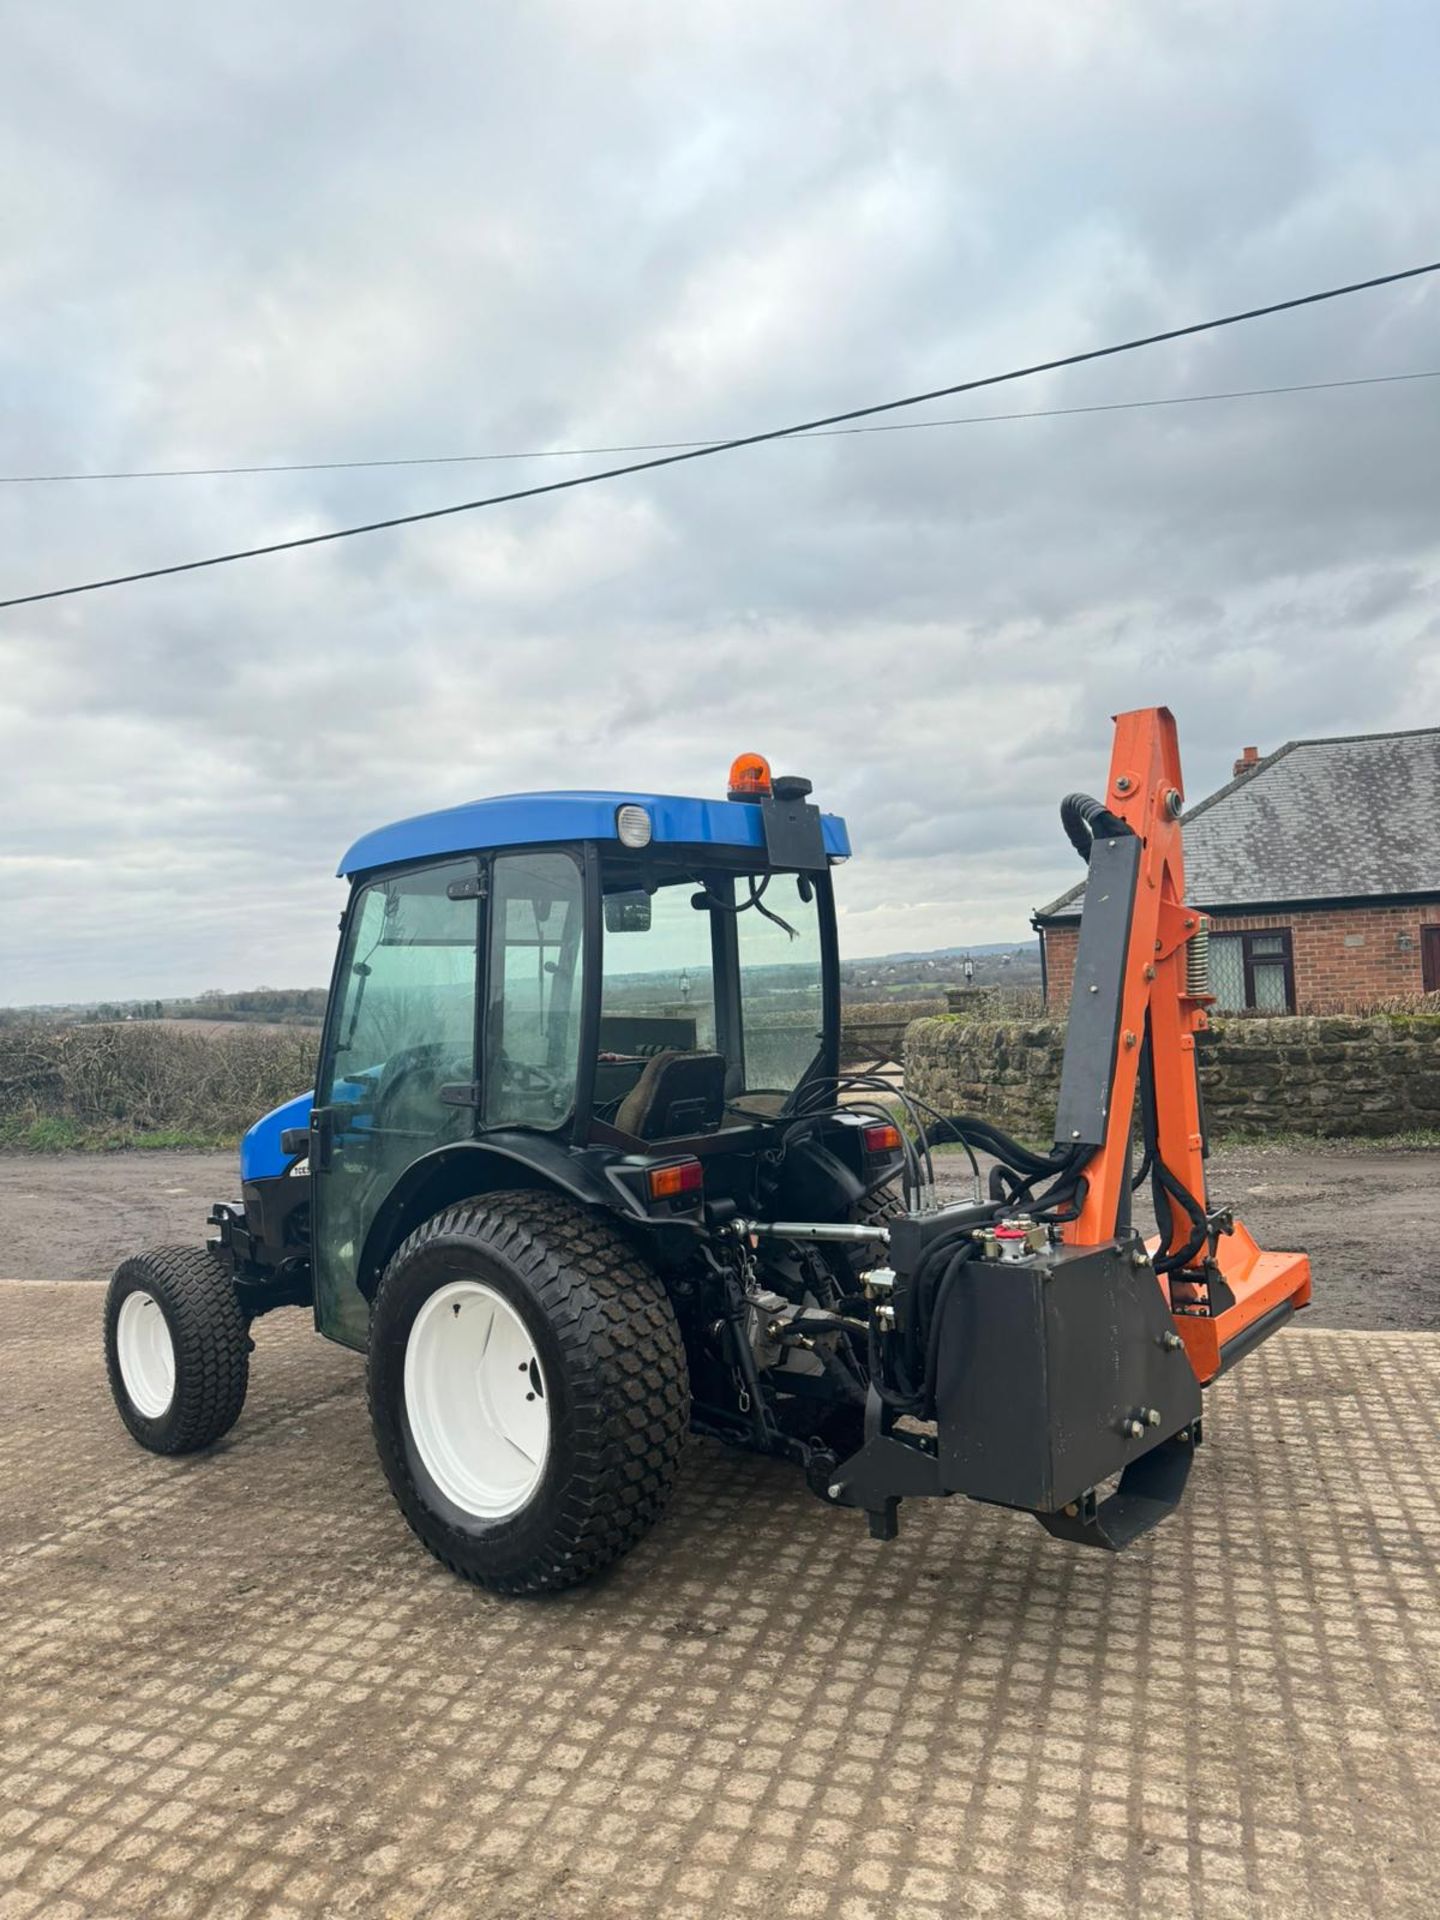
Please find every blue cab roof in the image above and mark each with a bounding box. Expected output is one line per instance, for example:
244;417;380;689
338;790;852;877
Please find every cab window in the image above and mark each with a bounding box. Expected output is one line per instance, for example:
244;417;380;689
598;876;719;1057
482;851;586;1128
597;865;825;1119
734;875;825;1093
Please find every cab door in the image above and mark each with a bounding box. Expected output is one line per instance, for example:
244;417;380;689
310;858;481;1349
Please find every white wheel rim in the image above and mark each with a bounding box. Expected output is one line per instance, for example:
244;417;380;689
116;1289;176;1419
404;1280;550;1519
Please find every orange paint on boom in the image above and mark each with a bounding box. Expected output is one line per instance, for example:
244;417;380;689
1061;707;1311;1383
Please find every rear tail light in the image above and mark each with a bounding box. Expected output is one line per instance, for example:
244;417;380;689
863;1123;902;1154
647;1160;704;1202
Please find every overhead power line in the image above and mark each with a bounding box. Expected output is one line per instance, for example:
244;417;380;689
2;257;1436;613
5;367;1437;485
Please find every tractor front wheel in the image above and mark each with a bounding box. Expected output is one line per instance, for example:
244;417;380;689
104;1246;251;1453
367;1192;689;1594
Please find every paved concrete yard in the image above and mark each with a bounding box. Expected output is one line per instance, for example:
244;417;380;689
3;1282;1439;1919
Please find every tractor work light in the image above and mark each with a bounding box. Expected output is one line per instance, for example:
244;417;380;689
863;1123;903;1154
615;804;652;848
647;1160;703;1202
727;752;773;802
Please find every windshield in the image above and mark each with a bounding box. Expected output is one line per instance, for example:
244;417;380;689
598;865;826;1108
324;863;478;1098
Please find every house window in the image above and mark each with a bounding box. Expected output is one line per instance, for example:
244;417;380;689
1210;930;1295;1012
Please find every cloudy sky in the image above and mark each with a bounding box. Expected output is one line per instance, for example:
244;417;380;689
2;1;1437;1004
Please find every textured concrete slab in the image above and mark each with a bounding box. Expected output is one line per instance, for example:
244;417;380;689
2;1281;1438;1920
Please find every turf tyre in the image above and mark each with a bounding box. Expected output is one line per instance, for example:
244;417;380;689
856;1180;906;1228
368;1192;689;1594
104;1246;250;1453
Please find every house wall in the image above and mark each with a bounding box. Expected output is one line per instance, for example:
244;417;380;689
1041;925;1079;1004
1039;900;1440;1011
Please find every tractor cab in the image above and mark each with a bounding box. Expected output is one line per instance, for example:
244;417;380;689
227;756;883;1350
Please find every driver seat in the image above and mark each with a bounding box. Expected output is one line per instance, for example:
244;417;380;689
614;1050;725;1140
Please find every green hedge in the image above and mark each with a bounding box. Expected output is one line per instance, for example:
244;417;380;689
0;1024;316;1149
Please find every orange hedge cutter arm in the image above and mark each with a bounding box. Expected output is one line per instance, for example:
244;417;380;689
1056;707;1311;1383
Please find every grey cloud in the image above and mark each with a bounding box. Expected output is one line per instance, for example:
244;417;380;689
2;1;1438;1002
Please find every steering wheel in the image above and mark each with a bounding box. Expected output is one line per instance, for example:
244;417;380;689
498;1054;562;1099
365;1043;452;1131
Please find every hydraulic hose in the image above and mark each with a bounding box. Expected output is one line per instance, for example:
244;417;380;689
1152;1161;1210;1275
923;1242;980;1411
1060;792;1132;862
1136;1020;1210;1275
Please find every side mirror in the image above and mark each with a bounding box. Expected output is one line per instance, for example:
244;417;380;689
604;890;652;933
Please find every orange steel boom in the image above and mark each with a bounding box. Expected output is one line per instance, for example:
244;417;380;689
1059;707;1311;1384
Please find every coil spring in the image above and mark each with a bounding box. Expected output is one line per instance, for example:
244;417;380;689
1186;916;1210;996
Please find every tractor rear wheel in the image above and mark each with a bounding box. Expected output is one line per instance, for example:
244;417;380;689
856;1179;905;1229
104;1246;250;1453
367;1192;689;1594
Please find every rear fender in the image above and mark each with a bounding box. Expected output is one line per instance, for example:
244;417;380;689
354;1134;625;1301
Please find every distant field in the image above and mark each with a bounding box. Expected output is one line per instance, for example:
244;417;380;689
0;986;328;1030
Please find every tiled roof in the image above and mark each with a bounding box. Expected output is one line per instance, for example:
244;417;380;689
1035;726;1440;921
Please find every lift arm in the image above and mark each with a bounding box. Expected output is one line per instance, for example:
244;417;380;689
1055;706;1311;1383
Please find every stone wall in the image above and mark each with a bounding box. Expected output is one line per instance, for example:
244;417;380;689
905;1016;1066;1141
1199;1012;1440;1134
905;1011;1440;1141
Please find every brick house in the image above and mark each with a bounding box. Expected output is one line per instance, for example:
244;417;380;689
1033;726;1440;1012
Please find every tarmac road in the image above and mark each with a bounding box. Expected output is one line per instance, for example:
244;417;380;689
932;1141;1440;1334
1;1142;1435;1330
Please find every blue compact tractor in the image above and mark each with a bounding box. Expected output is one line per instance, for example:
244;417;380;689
105;718;1310;1592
